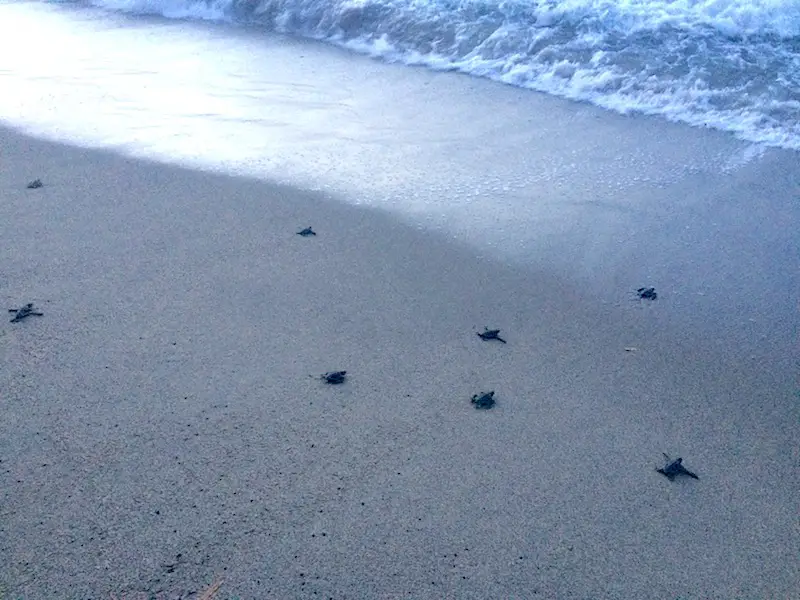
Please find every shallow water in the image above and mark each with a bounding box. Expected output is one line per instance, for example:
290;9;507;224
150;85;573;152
80;0;800;151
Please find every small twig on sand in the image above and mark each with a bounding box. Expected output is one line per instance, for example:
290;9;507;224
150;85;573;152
197;579;223;600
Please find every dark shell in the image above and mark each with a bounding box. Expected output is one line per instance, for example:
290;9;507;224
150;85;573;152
9;303;44;323
636;287;658;300
471;391;495;409
477;328;506;343
656;456;699;480
321;371;346;384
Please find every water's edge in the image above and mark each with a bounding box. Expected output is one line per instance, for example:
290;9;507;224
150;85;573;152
80;0;800;150
1;1;797;355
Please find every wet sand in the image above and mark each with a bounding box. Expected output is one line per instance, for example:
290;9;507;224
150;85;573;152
1;124;797;599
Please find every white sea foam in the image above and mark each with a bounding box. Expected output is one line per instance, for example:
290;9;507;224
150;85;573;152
87;0;234;20
51;0;800;150
84;0;800;37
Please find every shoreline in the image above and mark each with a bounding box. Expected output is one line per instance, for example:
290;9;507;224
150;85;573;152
1;0;797;358
1;125;798;598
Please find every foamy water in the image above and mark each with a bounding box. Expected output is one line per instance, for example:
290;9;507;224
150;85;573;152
77;0;800;151
1;0;798;348
0;2;781;256
0;1;741;202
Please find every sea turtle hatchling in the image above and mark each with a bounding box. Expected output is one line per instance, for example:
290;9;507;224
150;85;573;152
656;453;699;481
320;371;347;384
297;227;317;237
477;327;506;343
471;391;495;409
635;287;658;300
8;303;44;323
26;179;43;189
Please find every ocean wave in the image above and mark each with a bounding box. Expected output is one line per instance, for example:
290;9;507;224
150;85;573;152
80;0;800;149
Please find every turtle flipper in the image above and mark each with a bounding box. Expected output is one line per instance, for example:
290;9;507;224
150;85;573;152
497;336;507;343
679;466;700;480
656;468;675;481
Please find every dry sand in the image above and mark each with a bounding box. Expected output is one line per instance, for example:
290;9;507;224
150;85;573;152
1;125;797;599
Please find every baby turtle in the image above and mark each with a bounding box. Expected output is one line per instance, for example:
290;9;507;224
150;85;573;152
635;287;658;300
8;303;44;323
656;454;699;481
26;179;43;189
297;227;316;237
471;391;495;409
320;371;346;384
477;327;506;343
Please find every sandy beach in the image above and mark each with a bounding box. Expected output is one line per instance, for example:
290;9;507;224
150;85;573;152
1;122;798;599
